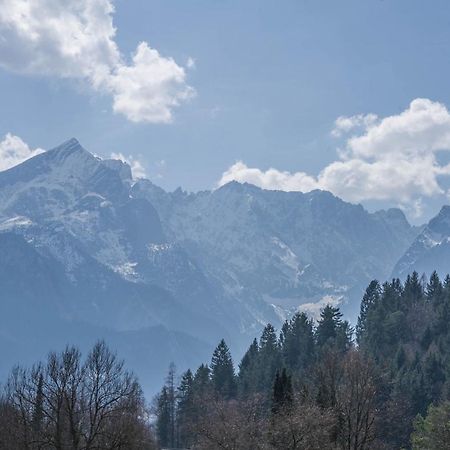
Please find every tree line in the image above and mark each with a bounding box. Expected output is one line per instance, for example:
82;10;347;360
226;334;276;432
155;271;450;449
2;271;450;449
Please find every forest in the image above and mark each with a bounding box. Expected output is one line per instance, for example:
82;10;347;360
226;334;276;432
2;271;450;449
155;271;450;450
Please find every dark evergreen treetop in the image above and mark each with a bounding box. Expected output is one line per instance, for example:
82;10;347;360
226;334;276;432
271;368;293;414
210;339;236;399
280;312;315;374
356;279;381;345
163;271;450;450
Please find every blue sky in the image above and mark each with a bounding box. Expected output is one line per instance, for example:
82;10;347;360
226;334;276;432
1;0;450;222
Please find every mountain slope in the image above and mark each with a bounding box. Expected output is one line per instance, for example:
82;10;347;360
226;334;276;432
0;138;421;394
393;206;450;279
131;179;419;319
0;140;235;394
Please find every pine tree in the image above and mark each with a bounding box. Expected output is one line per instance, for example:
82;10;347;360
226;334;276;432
316;305;342;347
426;271;443;305
210;339;236;399
316;305;351;352
192;363;211;397
356;280;381;345
444;274;450;292
271;368;293;414
156;386;171;448
177;369;194;448
238;338;259;397
258;324;282;392
156;363;177;448
281;312;315;374
403;271;424;305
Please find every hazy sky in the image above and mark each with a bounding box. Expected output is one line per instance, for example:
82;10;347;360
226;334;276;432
1;0;450;222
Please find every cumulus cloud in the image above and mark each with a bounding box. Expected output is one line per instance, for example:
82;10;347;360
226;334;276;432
110;152;146;179
0;0;194;123
0;133;44;171
219;161;319;192
108;42;194;123
218;98;450;216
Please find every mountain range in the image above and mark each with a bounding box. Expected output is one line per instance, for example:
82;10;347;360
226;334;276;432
0;138;448;394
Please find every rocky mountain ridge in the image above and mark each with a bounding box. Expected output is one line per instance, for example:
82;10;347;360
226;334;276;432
0;138;430;393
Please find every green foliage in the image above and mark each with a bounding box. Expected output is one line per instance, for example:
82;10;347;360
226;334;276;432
316;304;353;352
257;324;282;392
154;271;450;450
177;369;194;447
238;338;259;397
156;386;171;448
412;402;450;450
156;363;177;448
281;312;315;375
356;280;381;345
210;339;236;399
357;272;450;448
271;368;293;414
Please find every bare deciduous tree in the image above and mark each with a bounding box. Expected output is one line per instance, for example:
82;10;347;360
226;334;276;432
1;341;156;450
336;350;377;450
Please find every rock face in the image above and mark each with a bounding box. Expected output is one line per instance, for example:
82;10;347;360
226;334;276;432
393;206;450;279
131;179;418;319
0;139;420;394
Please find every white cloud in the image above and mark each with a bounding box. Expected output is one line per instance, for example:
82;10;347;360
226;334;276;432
218;99;450;216
331;113;378;137
219;161;319;192
0;0;194;123
110;152;146;179
0;133;44;171
108;42;195;123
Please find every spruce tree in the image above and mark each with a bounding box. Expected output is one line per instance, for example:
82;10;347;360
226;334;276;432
426;271;443;304
156;363;177;448
316;305;351;352
281;312;315;374
193;363;211;397
356;280;381;345
271;368;293;414
238;338;259;397
177;369;194;447
210;339;236;399
403;271;424;305
156;386;171;448
258;324;281;392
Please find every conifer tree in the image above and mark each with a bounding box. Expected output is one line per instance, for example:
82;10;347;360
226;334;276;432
281;312;315;374
210;339;236;399
193;363;211;397
258;324;281;392
356;280;381;345
403;271;424;305
271;368;293;414
156;386;171;448
156;363;177;448
177;369;194;448
444;274;450;292
238;338;259;397
426;271;443;304
316;305;351;352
